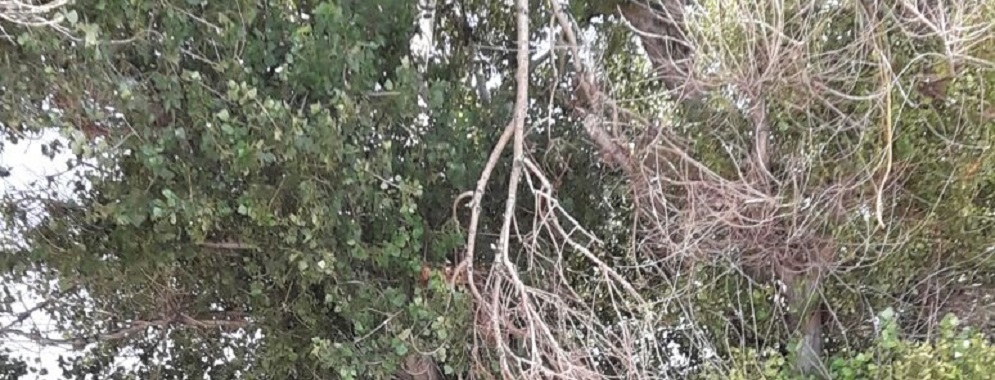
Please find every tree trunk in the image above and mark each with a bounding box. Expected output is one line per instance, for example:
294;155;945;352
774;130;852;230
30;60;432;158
783;272;827;379
617;1;699;98
394;354;441;380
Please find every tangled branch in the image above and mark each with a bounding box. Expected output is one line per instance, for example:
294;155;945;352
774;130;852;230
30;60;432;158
0;0;68;27
460;0;995;378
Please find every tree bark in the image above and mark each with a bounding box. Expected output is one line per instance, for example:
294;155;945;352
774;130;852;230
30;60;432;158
394;354;441;380
782;270;827;379
617;0;699;98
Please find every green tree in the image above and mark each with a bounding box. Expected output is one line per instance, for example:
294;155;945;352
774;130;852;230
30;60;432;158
3;0;995;379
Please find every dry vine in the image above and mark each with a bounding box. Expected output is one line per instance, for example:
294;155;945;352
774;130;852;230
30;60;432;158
0;0;72;40
460;0;995;378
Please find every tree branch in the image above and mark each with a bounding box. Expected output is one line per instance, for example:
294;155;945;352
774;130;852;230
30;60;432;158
198;241;259;250
0;312;249;349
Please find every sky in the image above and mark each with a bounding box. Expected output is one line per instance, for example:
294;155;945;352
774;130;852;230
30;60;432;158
1;129;83;379
1;128;158;379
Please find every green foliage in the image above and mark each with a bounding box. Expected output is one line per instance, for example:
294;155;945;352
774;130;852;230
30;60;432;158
0;0;514;377
1;0;626;376
3;0;995;378
0;349;30;379
702;311;995;380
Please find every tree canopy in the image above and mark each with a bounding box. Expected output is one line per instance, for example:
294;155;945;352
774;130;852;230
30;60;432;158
2;0;995;379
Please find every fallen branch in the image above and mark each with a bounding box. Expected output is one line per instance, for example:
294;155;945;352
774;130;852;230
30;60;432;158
451;121;514;290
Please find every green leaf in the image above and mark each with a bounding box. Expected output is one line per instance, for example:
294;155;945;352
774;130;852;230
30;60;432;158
65;10;79;25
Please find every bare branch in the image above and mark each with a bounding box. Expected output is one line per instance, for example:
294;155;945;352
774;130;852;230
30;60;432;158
0;0;69;26
197;241;260;250
0;312;249;349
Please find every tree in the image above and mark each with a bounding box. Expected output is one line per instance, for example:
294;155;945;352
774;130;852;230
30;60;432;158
2;0;995;379
1;0;487;377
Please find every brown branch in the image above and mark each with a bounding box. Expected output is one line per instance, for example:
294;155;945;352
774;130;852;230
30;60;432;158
550;1;633;172
497;0;531;274
0;319;167;348
487;0;532;375
198;241;259;250
1;284;79;331
1;298;55;332
0;0;69;27
178;313;251;329
617;1;697;98
451;123;514;290
0;312;249;349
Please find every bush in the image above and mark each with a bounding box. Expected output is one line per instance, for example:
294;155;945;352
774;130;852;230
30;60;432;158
703;309;995;380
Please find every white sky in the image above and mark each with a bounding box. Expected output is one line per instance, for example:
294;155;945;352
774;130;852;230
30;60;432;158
1;129;83;379
1;130;247;378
